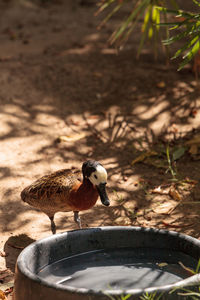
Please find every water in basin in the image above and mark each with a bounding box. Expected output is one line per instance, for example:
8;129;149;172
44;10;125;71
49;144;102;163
37;247;196;291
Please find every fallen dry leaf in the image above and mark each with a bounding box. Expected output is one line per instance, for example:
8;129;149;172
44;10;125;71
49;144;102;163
183;177;198;185
70;118;80;125
0;290;7;300
162;221;192;228
178;261;195;276
56;133;86;142
169;187;182;201
150;186;169;195
162;221;182;228
188;144;198;155
0;273;10;281
0;270;13;281
152;201;177;214
156;81;166;88
131;150;157;165
0;282;14;294
157;262;168;267
4;287;13;296
88;115;100;119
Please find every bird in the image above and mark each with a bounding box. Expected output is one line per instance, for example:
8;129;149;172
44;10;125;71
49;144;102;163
21;160;110;234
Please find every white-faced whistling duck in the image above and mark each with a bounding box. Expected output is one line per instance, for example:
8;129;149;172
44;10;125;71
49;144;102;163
21;160;110;234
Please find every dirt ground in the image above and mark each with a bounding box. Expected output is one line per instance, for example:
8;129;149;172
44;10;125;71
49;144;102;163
0;0;200;298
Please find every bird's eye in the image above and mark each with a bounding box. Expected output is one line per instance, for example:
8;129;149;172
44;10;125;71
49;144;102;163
94;174;98;179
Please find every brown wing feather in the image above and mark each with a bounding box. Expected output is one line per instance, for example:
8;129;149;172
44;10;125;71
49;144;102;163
21;169;82;215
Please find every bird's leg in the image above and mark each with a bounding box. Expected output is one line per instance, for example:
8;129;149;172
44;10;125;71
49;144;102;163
49;216;56;234
73;211;82;229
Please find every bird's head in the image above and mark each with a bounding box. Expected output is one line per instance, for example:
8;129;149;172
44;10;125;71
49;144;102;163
82;160;110;207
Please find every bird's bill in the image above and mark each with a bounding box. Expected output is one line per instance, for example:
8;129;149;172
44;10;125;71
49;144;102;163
97;183;110;206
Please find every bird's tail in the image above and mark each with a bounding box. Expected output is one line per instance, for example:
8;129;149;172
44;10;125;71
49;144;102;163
21;188;28;202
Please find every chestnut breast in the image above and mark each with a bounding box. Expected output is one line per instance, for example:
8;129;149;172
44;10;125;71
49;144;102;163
68;181;99;211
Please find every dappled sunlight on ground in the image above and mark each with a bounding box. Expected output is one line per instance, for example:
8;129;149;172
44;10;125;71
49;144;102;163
0;2;200;298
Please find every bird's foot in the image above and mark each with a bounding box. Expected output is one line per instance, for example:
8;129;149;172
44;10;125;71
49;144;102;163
74;211;82;229
49;216;56;234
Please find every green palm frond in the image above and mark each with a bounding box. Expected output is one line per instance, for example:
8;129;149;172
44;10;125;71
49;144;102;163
158;3;200;70
97;0;176;59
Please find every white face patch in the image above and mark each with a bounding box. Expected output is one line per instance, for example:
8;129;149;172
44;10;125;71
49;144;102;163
88;165;107;186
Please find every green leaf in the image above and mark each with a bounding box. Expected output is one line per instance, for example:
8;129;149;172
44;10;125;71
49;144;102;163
172;147;186;161
119;4;147;45
152;5;159;23
137;8;151;57
156;6;193;18
111;0;150;43
195;259;200;273
193;0;200;7
143;4;151;29
163;31;188;46
96;0;115;14
163;19;199;44
122;295;132;300
177;38;200;70
172;35;199;59
98;1;124;28
183;38;200;60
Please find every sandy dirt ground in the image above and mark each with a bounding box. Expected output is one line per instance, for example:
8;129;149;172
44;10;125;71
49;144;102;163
0;0;200;298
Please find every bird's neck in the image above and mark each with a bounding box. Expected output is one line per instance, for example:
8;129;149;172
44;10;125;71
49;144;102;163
81;178;98;197
83;177;93;187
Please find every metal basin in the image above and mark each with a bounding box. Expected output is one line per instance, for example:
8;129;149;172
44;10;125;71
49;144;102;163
14;226;200;300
